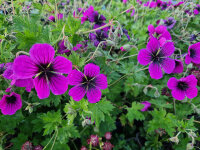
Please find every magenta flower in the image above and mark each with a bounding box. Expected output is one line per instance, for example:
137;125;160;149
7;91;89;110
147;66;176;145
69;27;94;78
173;1;184;8
148;25;172;43
0;92;22;115
48;15;55;22
120;47;126;52
144;1;157;8
67;63;108;103
21;141;33;150
123;0;128;4
172;59;183;74
137;37;175;79
34;145;43;150
141;101;151;112
81;6;94;24
105;132;112;140
13;43;72;99
194;4;200;15
57;13;63;19
167;75;198;100
185;42;200;64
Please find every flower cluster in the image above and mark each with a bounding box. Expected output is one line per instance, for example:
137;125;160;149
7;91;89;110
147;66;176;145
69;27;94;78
138;23;199;100
0;43;108;115
21;141;43;150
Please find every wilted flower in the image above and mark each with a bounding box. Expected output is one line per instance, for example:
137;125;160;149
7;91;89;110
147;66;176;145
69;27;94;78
167;75;198;100
163;17;176;29
137;37;175;79
185;42;200;64
81;146;87;150
0;92;22;115
172;59;183;74
141;101;151;111
67;63;108;103
21;141;33;150
13;43;72;99
87;135;99;147
169;136;179;144
102;142;114;150
89;30;108;47
34;145;43;150
105;132;112;140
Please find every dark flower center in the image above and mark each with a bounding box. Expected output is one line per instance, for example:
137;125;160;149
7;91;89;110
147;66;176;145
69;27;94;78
196;7;200;11
177;81;188;91
162;3;168;9
38;63;55;78
81;76;96;90
94;15;104;25
165;19;174;26
6;95;17;104
151;50;164;63
96;31;107;42
190;49;196;58
0;66;5;75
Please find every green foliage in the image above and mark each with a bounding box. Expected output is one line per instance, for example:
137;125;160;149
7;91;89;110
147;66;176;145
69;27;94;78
126;102;145;122
88;98;115;128
148;109;176;136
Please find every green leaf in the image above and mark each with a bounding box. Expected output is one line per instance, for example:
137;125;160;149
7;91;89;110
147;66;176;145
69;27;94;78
126;102;145;122
88;99;115;128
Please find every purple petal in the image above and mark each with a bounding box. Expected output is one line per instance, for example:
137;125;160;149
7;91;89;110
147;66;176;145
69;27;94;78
84;63;100;78
67;69;84;85
141;101;151;111
34;76;50;99
52;56;72;74
185;75;197;87
69;85;86;101
86;87;102;103
172;60;184;74
137;49;151;65
171;89;185;100
13;55;38;79
95;74;108;89
149;63;163;79
15;78;34;92
148;24;155;33
155;25;167;34
159;31;172;40
29;43;55;65
186;87;198;99
160;58;175;74
147;37;160;53
49;74;68;95
161;42;175;56
3;63;14;80
185;54;191;64
167;77;178;90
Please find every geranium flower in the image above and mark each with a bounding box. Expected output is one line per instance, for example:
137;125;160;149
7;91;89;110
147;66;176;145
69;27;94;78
148;25;172;43
141;101;151;111
144;1;157;8
167;75;198;100
194;4;200;15
173;1;184;8
163;17;176;29
67;63;108;103
172;59;183;74
13;43;72;99
0;92;22;115
185;42;200;64
137;37;175;79
81;6;94;24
